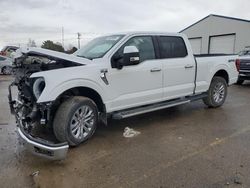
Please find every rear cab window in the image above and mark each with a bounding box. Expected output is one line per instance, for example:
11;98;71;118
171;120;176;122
158;36;188;59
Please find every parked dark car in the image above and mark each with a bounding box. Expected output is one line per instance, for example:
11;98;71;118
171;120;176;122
235;57;250;84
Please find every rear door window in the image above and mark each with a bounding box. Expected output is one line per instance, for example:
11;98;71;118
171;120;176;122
158;36;188;58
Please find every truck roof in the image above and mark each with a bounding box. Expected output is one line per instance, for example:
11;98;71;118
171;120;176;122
112;31;185;37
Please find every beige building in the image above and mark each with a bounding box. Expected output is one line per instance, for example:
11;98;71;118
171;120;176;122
180;14;250;55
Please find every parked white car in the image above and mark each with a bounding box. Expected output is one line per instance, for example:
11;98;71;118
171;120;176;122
0;55;12;74
9;32;238;160
0;46;19;58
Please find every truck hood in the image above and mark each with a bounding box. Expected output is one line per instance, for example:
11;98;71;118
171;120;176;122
11;47;93;85
13;47;92;65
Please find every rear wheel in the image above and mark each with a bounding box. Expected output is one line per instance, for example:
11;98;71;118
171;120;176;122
203;76;227;108
53;96;98;146
236;79;244;85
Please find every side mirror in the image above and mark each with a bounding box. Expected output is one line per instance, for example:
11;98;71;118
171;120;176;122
123;46;140;66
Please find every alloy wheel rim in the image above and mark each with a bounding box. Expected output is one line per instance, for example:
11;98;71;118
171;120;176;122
4;67;11;74
213;82;225;103
70;105;94;140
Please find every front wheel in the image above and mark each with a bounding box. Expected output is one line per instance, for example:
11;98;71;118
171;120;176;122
53;96;98;146
203;76;227;108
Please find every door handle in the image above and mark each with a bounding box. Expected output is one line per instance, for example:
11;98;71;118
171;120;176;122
184;64;194;69
150;68;162;72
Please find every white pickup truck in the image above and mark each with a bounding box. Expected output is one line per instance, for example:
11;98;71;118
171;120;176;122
9;32;238;160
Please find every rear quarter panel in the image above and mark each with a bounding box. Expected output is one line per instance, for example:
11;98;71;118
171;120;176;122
195;55;238;93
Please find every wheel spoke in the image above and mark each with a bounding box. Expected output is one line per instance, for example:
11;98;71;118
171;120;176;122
85;109;93;118
214;94;218;102
85;121;93;128
72;121;80;133
84;114;93;122
79;125;84;138
82;106;88;116
82;124;90;133
213;82;225;103
75;126;81;137
218;85;224;92
70;105;95;140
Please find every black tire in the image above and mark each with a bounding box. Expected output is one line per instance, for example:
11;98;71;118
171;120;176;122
53;96;98;146
236;79;244;85
203;76;227;108
2;66;7;75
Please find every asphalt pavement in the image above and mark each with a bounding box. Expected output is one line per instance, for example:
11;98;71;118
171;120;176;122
0;75;250;188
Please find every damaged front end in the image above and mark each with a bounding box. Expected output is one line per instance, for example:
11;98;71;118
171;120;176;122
8;48;84;160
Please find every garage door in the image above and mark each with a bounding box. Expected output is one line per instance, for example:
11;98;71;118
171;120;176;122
209;34;235;54
189;38;202;54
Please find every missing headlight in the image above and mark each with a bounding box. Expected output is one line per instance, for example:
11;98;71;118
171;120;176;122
33;77;45;100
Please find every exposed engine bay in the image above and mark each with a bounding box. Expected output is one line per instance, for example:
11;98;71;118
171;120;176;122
9;49;83;136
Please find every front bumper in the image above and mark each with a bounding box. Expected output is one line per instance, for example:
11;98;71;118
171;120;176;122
239;71;250;80
17;124;69;160
9;83;69;160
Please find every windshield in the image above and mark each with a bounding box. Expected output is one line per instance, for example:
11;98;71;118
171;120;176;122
74;35;124;59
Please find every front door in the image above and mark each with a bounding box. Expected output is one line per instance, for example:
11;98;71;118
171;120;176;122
107;36;163;112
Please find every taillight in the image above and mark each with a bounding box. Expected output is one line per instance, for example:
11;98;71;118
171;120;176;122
235;59;240;72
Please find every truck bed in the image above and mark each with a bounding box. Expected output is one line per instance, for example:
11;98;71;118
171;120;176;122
194;53;236;57
194;54;238;93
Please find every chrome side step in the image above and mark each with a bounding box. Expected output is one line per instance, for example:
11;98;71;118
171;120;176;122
112;99;190;120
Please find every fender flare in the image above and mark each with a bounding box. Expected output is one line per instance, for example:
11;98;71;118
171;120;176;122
208;64;230;85
37;79;107;103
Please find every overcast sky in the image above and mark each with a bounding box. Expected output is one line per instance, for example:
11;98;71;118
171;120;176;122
0;0;249;49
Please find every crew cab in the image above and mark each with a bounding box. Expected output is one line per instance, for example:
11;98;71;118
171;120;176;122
9;32;238;160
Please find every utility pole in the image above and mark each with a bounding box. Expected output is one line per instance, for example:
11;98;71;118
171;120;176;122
62;26;64;49
77;32;81;49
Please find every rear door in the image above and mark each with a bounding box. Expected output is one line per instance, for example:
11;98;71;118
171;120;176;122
157;36;196;100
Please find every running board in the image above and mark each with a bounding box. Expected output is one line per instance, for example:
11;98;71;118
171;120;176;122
112;99;190;120
111;92;208;120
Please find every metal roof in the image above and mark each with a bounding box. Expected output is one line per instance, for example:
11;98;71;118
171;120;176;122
180;14;250;33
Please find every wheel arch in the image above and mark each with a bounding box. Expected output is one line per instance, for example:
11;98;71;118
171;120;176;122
213;69;229;85
55;86;106;113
